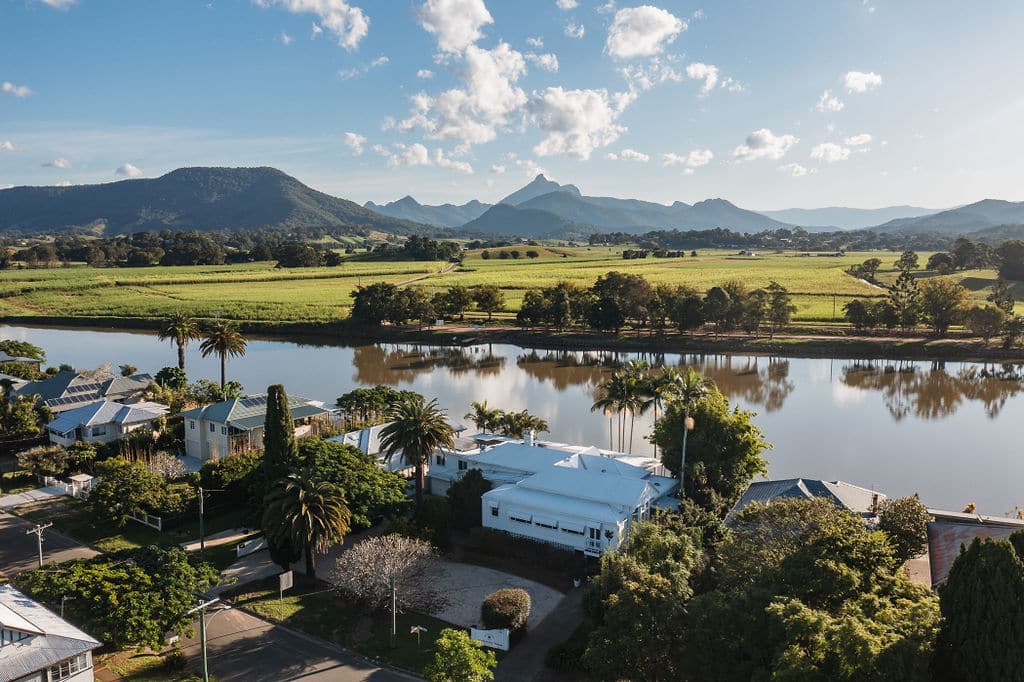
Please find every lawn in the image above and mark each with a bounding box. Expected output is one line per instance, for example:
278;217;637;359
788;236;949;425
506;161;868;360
229;575;457;675
1;248;1019;324
99;651;202;682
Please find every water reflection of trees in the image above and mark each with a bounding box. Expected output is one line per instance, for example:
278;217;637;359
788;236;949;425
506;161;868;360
352;344;505;385
516;349;795;412
841;361;1024;420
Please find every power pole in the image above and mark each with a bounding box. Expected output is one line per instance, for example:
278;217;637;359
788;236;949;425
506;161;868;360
196;487;223;560
389;570;397;649
25;522;52;568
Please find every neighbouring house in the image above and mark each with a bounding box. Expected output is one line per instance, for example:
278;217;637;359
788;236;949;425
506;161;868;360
0;584;101;682
429;435;678;556
0;373;28;392
0;351;42;372
45;400;169;447
10;371;154;414
179;393;330;461
728;478;887;521
926;508;1024;587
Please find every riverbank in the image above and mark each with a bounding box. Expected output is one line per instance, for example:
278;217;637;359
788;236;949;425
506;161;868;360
5;314;1024;363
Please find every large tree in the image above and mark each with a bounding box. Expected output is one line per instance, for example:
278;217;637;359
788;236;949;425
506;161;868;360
331;534;447;613
876;495;932;564
919;277;969;335
889;270;921;331
262;469;351;578
380;396;454;516
262;384;298;487
934;535;1024;681
472;284;505;321
157;312;201;371
199;319;247;389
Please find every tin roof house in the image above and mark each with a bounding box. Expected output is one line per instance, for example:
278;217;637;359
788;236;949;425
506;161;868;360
46;400;170;447
11;370;154;413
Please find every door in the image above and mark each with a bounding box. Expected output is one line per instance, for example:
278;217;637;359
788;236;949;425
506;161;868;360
586;527;602;553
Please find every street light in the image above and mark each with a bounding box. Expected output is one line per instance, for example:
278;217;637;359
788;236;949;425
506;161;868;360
680;415;695;494
195;487;223;559
187;597;232;682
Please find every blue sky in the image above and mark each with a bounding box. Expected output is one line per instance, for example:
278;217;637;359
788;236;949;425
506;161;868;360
2;0;1023;209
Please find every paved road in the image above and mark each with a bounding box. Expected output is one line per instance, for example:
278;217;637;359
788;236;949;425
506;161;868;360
0;511;97;576
181;607;415;682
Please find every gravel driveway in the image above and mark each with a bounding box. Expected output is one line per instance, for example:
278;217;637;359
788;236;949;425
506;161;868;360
430;561;564;629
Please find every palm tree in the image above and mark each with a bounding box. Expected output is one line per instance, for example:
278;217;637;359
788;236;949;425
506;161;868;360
497;409;549;438
664;368;714;496
465;400;500;433
380;396;454;517
591;390;619;450
199;320;247;389
644;367;681;457
262;469;351;578
621;360;651;453
157;312;201;371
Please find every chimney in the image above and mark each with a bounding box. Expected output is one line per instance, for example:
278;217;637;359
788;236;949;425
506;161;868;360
523;429;535;447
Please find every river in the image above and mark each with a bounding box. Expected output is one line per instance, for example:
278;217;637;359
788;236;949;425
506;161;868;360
3;324;1022;515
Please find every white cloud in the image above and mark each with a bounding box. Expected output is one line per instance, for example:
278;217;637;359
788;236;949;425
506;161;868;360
37;0;76;7
556;0;578;8
514;157;547;178
255;0;369;50
844;133;872;146
816;89;844;112
692;8;704;19
606;148;649;162
662;148;713;168
0;141;13;151
778;163;811;177
597;1;616;13
116;163;143;178
417;0;493;53
732;128;798;161
686;62;718;95
719;77;744;93
55;180;73;187
844;70;882;93
371;143;473;173
280;32;293;45
311;22;323;38
44;158;72;169
619;57;684;91
526;36;544;48
526;52;560;72
810;142;850;163
417;69;435;79
433;148;474;174
343;131;367;155
2;82;32;98
399;42;527;147
606;6;685;59
564;22;585;39
338;55;389;79
530;86;627;159
490;164;506;174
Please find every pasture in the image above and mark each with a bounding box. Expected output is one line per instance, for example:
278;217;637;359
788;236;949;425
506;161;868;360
0;247;1012;324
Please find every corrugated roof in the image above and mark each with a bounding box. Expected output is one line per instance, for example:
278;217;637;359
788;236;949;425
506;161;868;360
927;518;1024;587
47;400;168;434
731;478;886;518
13;371;153;410
0;585;101;682
483;484;625;524
518;466;659;509
182;393;328;431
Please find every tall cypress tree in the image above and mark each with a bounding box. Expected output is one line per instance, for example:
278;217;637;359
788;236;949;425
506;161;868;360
262;384;297;487
934;536;1024;681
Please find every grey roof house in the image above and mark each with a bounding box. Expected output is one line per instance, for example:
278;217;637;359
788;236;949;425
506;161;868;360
179;393;330;461
47;400;170;446
729;478;887;520
0;351;42;370
11;370;154;413
0;584;101;682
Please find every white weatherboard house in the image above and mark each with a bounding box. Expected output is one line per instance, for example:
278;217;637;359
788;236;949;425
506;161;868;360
179;393;330;461
0;584;101;682
328;418;468;473
429;435;678;556
46;400;169;447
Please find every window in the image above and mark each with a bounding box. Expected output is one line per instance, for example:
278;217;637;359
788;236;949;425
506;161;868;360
209;423;215;433
221;426;227;435
457;460;468;471
49;653;88;680
189;420;195;430
490;506;498;517
91;425;106;437
561;527;584;536
435;454;446;466
1;627;30;645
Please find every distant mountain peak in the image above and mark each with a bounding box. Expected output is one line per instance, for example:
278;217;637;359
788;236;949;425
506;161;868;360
499;174;581;206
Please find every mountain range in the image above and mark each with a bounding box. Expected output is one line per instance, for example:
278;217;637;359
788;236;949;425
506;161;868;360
2;165;1021;239
0;166;425;234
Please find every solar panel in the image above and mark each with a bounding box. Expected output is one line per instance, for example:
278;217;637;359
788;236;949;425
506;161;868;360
240;396;268;408
67;383;102;394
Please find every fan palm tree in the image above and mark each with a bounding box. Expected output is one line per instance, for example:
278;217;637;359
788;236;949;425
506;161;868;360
262;469;351;578
664;368;715;495
199;320;247;389
380;396;454;517
157;312;201;371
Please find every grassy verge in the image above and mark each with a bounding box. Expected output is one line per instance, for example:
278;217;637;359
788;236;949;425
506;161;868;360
99;650;203;682
228;576;456;675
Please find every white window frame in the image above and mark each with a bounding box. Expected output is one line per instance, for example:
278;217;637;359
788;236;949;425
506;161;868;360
48;652;88;681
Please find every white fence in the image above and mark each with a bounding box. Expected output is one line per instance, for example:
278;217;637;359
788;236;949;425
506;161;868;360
237;536;266;558
127;512;162;531
41;476;93;499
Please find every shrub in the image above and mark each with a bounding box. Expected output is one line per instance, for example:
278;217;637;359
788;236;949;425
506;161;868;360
544;623;590;673
481;588;531;633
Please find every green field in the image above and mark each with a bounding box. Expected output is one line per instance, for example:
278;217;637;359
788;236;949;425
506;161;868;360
0;248;1016;324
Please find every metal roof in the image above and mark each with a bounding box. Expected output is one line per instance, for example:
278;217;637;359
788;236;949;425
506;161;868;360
927;514;1024;587
0;585;101;682
730;478;887;518
182;393;328;432
13;371;154;410
47;400;169;434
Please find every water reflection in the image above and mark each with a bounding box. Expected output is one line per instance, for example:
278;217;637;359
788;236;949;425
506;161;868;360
841;361;1024;420
353;344;505;386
